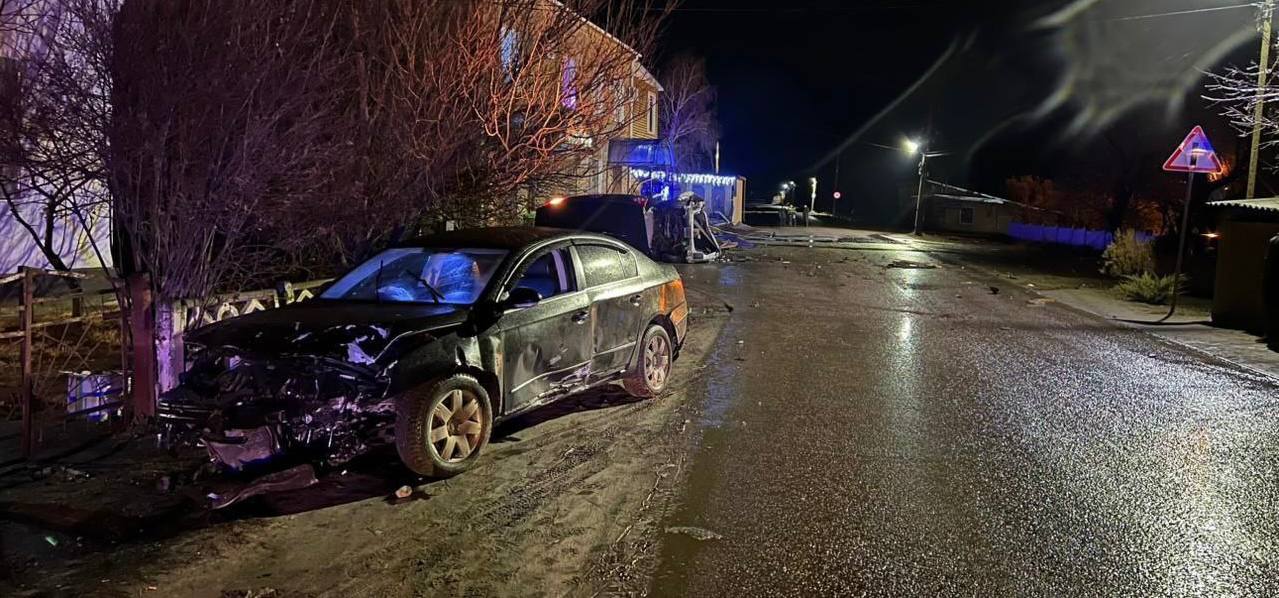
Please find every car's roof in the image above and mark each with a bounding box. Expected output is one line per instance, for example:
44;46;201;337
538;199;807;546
396;226;626;251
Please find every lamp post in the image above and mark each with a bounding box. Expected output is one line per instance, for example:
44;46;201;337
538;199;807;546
905;139;947;236
807;177;817;227
905;139;928;235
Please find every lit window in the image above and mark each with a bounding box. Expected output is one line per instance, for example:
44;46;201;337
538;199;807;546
562;57;578;110
500;27;518;79
647;91;657;133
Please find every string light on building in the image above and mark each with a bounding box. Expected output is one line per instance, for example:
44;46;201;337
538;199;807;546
628;168;737;187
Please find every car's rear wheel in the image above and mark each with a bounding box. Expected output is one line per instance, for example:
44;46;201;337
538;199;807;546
396;374;492;478
623;324;673;398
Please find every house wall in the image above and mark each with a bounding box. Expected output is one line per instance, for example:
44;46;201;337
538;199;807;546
1212;219;1279;332
0;201;113;273
629;76;659;140
925;198;1009;235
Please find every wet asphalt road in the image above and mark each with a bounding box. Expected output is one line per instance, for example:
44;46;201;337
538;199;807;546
650;243;1279;597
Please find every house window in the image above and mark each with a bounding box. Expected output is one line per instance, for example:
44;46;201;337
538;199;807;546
960;207;974;225
616;84;628;125
646;91;657;134
562;57;578;110
500;27;519;79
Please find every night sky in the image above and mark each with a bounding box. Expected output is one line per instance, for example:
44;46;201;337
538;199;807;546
662;0;1264;219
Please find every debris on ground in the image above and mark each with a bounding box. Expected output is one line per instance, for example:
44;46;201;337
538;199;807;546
884;260;937;270
989;286;1000;295
1027;298;1054;306
394;485;413;499
32;465;91;483
665;526;723;541
208;464;318;510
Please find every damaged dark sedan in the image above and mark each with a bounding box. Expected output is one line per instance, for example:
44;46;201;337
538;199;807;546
159;228;688;483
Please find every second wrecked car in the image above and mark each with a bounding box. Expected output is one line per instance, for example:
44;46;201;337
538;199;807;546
160;227;688;482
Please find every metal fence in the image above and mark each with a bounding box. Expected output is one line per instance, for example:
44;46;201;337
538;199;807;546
178;278;329;332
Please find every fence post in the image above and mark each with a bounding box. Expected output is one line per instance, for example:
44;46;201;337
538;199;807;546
19;267;35;459
275;281;294;307
154;300;185;396
126;273;156;421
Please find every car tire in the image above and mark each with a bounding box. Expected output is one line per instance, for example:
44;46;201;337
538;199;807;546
623;323;674;398
395;374;493;478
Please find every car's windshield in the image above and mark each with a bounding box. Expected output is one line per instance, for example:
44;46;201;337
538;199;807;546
320;248;507;305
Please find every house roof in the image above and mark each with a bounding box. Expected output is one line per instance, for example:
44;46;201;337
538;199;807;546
1207;198;1279;213
932;193;1009;205
924;180;1063;215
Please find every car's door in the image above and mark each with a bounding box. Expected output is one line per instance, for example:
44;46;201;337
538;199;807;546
496;244;594;412
572;242;650;381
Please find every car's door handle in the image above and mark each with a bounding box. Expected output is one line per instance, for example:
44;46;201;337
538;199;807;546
572;311;590;324
628;294;643;307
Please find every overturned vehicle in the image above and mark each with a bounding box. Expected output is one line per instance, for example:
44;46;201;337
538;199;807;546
159;227;688;498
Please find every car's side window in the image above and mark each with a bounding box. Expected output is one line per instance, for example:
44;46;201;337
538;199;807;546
511;248;576;300
577;244;638;288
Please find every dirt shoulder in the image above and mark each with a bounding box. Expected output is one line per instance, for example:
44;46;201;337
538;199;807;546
2;289;732;597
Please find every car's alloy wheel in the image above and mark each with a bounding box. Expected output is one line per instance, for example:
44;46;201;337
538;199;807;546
623;324;674;398
396;374;493;478
430;389;484;463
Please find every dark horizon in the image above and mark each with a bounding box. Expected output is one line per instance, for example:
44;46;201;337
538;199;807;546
663;0;1265;218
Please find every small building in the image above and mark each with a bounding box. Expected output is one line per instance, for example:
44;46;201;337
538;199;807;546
1207;198;1279;332
916;181;1016;236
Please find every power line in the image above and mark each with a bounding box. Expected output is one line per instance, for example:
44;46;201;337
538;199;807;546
1107;2;1256;22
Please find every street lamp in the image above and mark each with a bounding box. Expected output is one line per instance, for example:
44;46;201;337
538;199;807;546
807;177;817;227
904;138;947;236
905;139;928;236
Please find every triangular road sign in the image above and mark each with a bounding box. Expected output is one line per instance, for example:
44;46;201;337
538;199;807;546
1163;126;1222;174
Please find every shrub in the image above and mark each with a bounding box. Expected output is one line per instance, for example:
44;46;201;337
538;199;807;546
1116;273;1187;305
1101;230;1155;278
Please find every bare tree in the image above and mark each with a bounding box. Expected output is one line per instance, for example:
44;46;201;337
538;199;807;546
105;0;672;296
0;0;116;273
659;53;717;174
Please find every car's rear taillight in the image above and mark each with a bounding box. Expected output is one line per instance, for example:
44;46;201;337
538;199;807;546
669;277;685;304
662;277;686;312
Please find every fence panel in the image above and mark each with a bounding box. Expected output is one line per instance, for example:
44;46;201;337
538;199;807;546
1010;223;1155;251
0;268;127;460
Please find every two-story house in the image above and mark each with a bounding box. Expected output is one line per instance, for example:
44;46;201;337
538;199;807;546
538;4;746;223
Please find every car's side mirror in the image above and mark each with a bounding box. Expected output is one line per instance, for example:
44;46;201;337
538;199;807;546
502;287;542;310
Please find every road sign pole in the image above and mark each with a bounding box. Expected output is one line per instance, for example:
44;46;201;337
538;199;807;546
1160;171;1196;323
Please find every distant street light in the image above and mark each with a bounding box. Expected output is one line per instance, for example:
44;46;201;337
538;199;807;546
807;177;817;227
903;138;921;155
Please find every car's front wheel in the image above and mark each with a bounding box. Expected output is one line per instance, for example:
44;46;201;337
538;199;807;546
396;374;493;478
623;323;674;398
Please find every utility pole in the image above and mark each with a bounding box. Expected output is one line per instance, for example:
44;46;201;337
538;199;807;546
1247;0;1275;199
912;152;928;236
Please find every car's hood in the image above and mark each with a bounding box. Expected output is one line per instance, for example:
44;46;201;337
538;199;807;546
187;301;471;365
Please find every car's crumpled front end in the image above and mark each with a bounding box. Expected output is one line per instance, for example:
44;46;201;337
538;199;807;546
158;344;395;475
